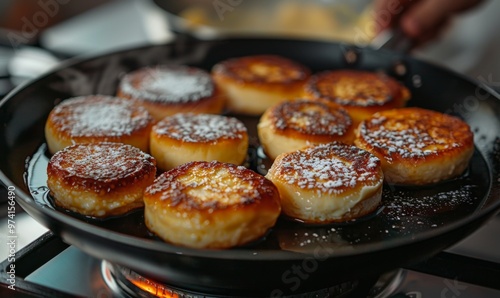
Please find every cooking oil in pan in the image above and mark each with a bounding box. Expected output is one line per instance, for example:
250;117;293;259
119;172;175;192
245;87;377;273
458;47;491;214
25;141;491;253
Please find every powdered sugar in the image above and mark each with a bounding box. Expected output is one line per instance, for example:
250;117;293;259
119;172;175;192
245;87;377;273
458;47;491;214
213;55;310;84
309;70;399;107
119;65;214;104
147;161;273;208
363;125;437;160
381;184;476;231
359;113;466;161
50;142;155;181
272;143;382;195
154;114;247;143
272;100;352;136
51;96;151;137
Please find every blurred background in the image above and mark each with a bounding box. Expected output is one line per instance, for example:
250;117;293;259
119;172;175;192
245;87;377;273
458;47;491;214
0;0;499;94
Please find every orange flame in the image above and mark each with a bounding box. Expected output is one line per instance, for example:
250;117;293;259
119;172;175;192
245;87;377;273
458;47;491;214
130;279;179;298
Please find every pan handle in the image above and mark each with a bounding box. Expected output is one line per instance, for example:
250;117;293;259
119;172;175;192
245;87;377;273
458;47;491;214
370;28;413;54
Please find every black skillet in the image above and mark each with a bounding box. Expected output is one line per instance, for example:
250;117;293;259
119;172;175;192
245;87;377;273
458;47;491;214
1;37;500;296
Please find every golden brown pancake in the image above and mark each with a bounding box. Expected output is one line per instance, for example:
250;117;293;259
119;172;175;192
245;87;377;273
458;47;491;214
47;142;156;218
355;107;474;185
258;99;354;160
45;95;154;154
304;70;410;124
117;65;225;120
150;113;248;171
144;161;281;248
212;55;311;115
266;142;383;223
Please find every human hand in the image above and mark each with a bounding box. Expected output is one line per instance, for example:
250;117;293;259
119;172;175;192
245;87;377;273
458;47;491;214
373;0;484;46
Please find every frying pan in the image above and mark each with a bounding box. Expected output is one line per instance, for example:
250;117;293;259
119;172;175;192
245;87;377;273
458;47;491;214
1;37;500;296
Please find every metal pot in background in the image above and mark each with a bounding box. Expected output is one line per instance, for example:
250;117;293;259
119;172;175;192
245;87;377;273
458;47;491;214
153;0;500;80
153;0;375;43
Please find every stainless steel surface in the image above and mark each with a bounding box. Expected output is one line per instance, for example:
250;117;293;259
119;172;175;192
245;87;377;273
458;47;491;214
370;28;413;54
396;271;500;298
446;215;500;263
0;212;48;262
40;0;173;56
25;246;110;297
7;46;59;81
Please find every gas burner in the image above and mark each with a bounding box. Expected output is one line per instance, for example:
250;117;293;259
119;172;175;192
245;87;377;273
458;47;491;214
101;261;404;298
